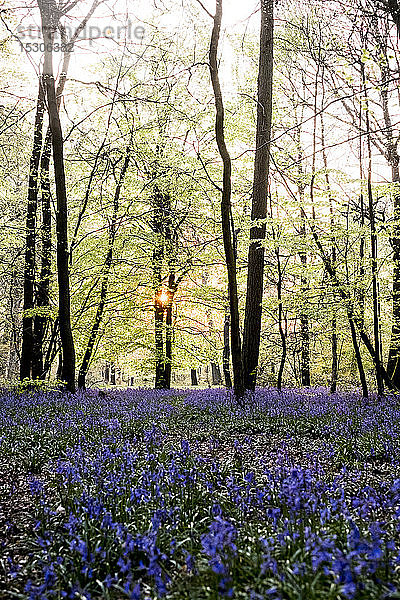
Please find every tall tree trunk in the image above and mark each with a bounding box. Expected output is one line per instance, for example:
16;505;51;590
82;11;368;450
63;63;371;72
275;236;286;392
364;69;384;396
296;105;311;388
299;202;311;387
78;136;132;388
222;307;232;388
20;80;45;381
243;0;274;391
32;129;52;379
32;35;69;379
372;25;400;386
388;175;400;385
209;0;244;400
164;198;179;390
321;107;338;393
153;186;166;389
164;273;177;390
39;0;75;392
30;2;99;381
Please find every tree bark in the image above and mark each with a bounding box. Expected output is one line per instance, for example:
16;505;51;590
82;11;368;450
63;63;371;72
191;368;198;386
38;0;75;392
164;273;177;389
209;0;244;400
110;362;116;385
211;362;223;385
349;315;368;398
364;69;384;395
29;2;99;381
20;80;45;381
222;307;232;388
32;128;52;379
104;361;110;383
152;185;168;389
243;0;274;390
299;203;311;387
321;108;338;393
275;238;286;391
388;178;400;386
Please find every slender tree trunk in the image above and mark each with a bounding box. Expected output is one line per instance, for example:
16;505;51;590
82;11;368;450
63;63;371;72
330;319;338;393
222;307;232;388
78;137;132;388
364;73;384;396
243;0;274;391
42;318;58;377
163;182;180;390
328;189;338;394
104;362;110;384
372;29;400;386
153;190;165;388
151;177;178;390
110;362;116;385
275;239;286;391
7;269;22;381
56;350;62;380
295;108;311;388
299;203;311;387
387;160;400;384
321;107;338;393
164;273;176;390
20;80;45;381
191;368;198;386
39;0;75;391
349;316;368;398
211;362;222;385
209;0;244;400
154;296;165;388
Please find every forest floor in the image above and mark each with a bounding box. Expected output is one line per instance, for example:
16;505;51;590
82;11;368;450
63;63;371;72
1;387;400;599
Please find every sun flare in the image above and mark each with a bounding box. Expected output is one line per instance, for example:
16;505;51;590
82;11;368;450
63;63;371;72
158;290;169;305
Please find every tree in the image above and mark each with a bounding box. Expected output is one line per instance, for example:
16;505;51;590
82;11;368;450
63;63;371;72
37;0;75;391
19;0;100;385
206;0;244;399
243;0;274;391
20;81;45;381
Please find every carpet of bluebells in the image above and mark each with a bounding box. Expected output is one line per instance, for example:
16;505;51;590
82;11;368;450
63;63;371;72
1;387;400;599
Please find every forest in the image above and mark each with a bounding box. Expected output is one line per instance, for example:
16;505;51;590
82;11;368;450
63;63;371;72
0;0;398;397
1;0;400;598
